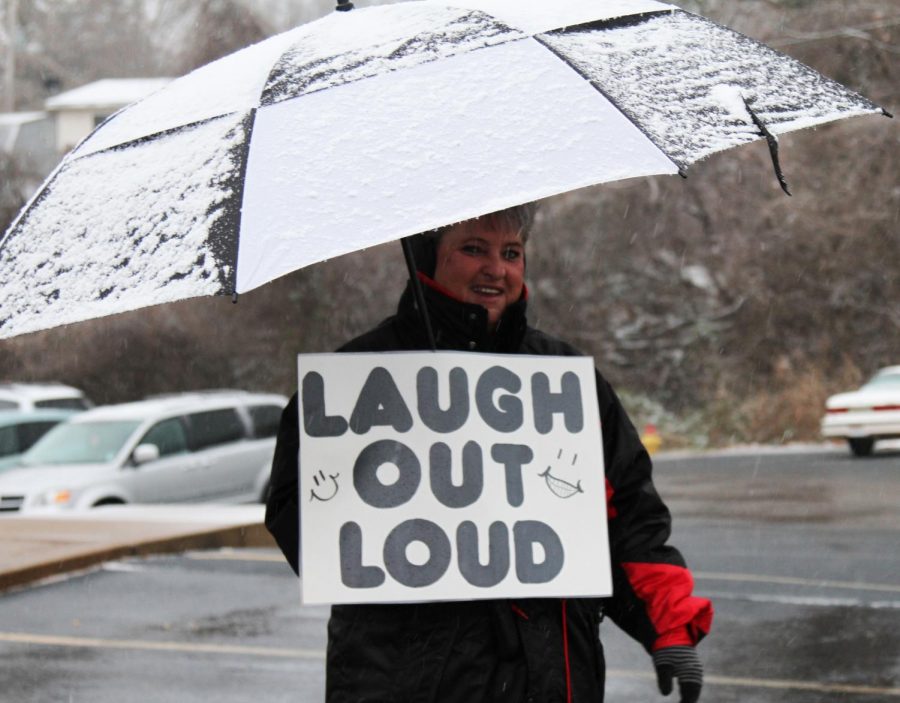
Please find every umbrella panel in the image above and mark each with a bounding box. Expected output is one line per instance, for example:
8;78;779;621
435;0;672;35
0;114;247;338
71;27;308;159
71;1;677;158
236;38;678;293
540;10;881;166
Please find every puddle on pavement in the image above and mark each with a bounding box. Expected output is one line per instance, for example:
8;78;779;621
152;606;279;638
659;473;898;524
714;605;900;689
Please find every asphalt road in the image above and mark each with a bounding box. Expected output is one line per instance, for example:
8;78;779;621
1;445;898;702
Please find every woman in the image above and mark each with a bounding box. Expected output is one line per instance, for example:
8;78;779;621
266;205;712;703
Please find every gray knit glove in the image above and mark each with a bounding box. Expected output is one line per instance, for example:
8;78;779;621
652;646;703;702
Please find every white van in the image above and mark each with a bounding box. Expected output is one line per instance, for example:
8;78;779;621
0;391;286;513
0;382;92;411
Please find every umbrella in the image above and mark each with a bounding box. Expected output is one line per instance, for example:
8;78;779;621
0;0;888;340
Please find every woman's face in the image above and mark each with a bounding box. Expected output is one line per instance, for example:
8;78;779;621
433;218;525;328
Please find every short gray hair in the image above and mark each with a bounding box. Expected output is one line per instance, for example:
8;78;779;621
409;202;539;276
428;202;538;244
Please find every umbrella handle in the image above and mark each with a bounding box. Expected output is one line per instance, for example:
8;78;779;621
401;237;438;351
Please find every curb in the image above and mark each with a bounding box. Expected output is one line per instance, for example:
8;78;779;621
0;520;275;593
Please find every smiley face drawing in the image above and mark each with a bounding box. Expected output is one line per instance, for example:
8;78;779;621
539;450;584;499
309;469;340;502
539;467;584;499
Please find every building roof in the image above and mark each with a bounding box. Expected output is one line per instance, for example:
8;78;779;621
44;78;172;112
0;111;48;126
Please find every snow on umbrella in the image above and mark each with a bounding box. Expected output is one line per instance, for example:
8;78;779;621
0;0;888;340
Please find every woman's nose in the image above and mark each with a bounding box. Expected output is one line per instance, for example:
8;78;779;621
481;253;506;278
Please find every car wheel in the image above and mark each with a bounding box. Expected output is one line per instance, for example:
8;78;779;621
847;438;875;457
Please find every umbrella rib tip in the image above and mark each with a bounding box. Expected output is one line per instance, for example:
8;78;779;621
742;96;792;197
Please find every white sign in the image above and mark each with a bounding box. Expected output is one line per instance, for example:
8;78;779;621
297;351;611;604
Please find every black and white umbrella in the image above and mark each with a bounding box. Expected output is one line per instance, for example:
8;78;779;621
0;0;887;339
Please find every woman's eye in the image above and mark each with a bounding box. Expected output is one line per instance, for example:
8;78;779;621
462;245;483;255
503;249;522;261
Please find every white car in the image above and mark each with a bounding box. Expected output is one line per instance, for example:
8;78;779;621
0;382;92;411
821;366;900;457
0;391;286;513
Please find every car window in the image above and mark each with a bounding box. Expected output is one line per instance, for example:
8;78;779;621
17;421;60;452
248;405;282;439
35;398;90;410
864;373;900;390
21;421;141;466
0;400;19;410
139;418;188;458
186;409;245;450
0;426;19;457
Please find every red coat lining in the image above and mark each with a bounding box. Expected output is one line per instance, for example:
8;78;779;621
621;561;714;651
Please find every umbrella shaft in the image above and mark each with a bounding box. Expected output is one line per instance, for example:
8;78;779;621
401;236;437;352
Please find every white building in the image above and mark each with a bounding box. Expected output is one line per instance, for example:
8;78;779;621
44;78;172;154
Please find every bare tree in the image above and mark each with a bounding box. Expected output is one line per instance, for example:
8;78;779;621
1;0;896;446
168;0;268;73
1;0;19;111
522;0;899;442
0;152;26;233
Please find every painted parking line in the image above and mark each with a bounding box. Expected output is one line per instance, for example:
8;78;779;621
183;555;900;596
0;631;324;660
2;631;897;697
698;589;900;609
696;571;900;594
608;669;900;697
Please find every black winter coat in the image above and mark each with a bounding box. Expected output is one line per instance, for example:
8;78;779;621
266;280;710;703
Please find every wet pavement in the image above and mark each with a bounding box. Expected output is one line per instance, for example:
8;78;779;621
0;446;898;701
653;442;900;528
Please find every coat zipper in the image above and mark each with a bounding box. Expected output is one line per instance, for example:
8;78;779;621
562;599;573;703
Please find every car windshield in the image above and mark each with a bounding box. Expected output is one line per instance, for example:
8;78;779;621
863;372;900;390
21;421;141;466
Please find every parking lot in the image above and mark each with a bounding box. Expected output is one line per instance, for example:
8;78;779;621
1;446;897;702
